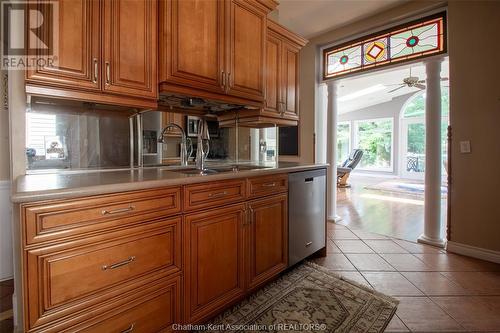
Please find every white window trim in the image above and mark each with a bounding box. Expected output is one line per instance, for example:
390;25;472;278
337;121;351;163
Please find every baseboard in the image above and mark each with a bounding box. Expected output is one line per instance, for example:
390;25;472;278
446;241;500;264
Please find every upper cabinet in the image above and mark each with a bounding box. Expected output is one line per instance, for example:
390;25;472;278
102;0;157;99
26;0;158;109
218;19;307;127
159;0;275;107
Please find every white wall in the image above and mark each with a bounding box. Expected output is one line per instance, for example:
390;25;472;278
0;181;12;281
338;92;415;176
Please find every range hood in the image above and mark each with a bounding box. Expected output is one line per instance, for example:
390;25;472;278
158;93;259;114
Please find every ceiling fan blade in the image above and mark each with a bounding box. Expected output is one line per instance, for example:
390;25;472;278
415;84;426;90
418;80;426;83
387;83;405;86
388;85;405;93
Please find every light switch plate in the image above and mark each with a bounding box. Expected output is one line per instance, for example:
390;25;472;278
460;140;471;153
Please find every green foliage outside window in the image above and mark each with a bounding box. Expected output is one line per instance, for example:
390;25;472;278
356;119;393;169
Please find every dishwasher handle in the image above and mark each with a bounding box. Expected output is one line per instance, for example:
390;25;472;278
305;177;314;183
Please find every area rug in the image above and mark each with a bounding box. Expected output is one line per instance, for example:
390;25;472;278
202;262;398;332
365;180;447;199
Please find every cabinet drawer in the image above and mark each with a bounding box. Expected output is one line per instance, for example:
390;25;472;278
247;174;288;198
22;187;181;246
184;179;246;211
77;275;180;333
25;218;181;329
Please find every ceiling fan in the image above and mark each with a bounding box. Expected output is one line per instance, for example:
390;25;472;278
387;68;448;93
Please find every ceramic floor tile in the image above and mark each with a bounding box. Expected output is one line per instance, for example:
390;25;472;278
362;272;423;296
349;228;389;240
327;222;347;230
379;253;432;271
326;240;342;253
401;272;470;296
312;254;356;271
364;240;408;254
344;253;395;271
475;296;500;312
392;239;444;254
385;314;410;332
432;296;500;331
336;271;372;289
441;271;500;294
413;253;489;272
395;296;464;332
329;229;359;240
334;240;374;253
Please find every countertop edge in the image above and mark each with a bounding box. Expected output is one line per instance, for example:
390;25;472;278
12;164;328;204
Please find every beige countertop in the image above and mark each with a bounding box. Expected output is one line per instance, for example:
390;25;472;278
12;162;328;203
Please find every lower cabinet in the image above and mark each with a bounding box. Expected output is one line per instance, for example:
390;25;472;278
183;204;247;323
247;194;288;290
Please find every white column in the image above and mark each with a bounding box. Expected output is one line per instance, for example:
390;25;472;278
418;58;445;247
326;81;340;221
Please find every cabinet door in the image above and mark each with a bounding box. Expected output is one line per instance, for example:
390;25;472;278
263;32;282;117
226;0;266;101
281;41;300;120
161;112;185;137
247;194;287;289
160;0;226;94
184;204;246;323
103;0;157;99
25;0;101;91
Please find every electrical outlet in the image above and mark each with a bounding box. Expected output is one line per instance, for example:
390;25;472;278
460;140;471;153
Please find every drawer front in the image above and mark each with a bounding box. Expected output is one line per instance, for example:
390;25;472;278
184;179;246;211
23;187;181;246
26;218;181;329
78;276;180;333
247;174;288;198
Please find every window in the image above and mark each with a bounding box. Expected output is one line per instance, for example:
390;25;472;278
354;118;393;171
323;12;446;79
337;122;351;163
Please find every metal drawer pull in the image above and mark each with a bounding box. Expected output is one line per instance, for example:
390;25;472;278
305;241;313;247
262;182;276;187
101;206;135;215
102;256;136;271
208;191;227;198
105;61;111;85
121;323;135;333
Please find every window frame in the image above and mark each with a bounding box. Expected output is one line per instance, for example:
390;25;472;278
323;12;447;80
337;121;351;163
353;117;395;172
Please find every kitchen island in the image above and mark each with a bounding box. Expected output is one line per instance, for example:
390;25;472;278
11;162;327;332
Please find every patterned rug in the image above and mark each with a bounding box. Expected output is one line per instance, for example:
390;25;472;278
203;262;398;332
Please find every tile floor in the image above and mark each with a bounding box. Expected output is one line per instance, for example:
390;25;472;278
313;222;500;332
1;223;499;332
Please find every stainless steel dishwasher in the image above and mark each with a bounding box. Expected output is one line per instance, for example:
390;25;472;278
288;168;327;267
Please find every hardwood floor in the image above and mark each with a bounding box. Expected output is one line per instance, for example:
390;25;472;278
314;222;500;332
337;174;447;242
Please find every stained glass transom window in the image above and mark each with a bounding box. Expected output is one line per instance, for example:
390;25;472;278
324;13;446;80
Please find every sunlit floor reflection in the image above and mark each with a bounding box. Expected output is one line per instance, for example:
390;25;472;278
337;174;447;242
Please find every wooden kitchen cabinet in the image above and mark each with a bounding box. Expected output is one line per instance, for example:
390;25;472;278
25;0;101;92
25;0;158;109
184;204;247;323
218;19;307;127
246;194;288;290
161;112;185;137
103;0;158;99
159;0;275;107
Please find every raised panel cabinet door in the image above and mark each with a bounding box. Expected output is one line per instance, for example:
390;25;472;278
263;32;282;117
160;0;226;94
226;0;266;101
184;204;246;323
103;0;157;99
281;42;300;120
247;194;288;289
25;0;101;91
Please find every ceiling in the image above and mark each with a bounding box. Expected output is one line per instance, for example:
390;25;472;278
276;0;406;38
337;59;449;113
